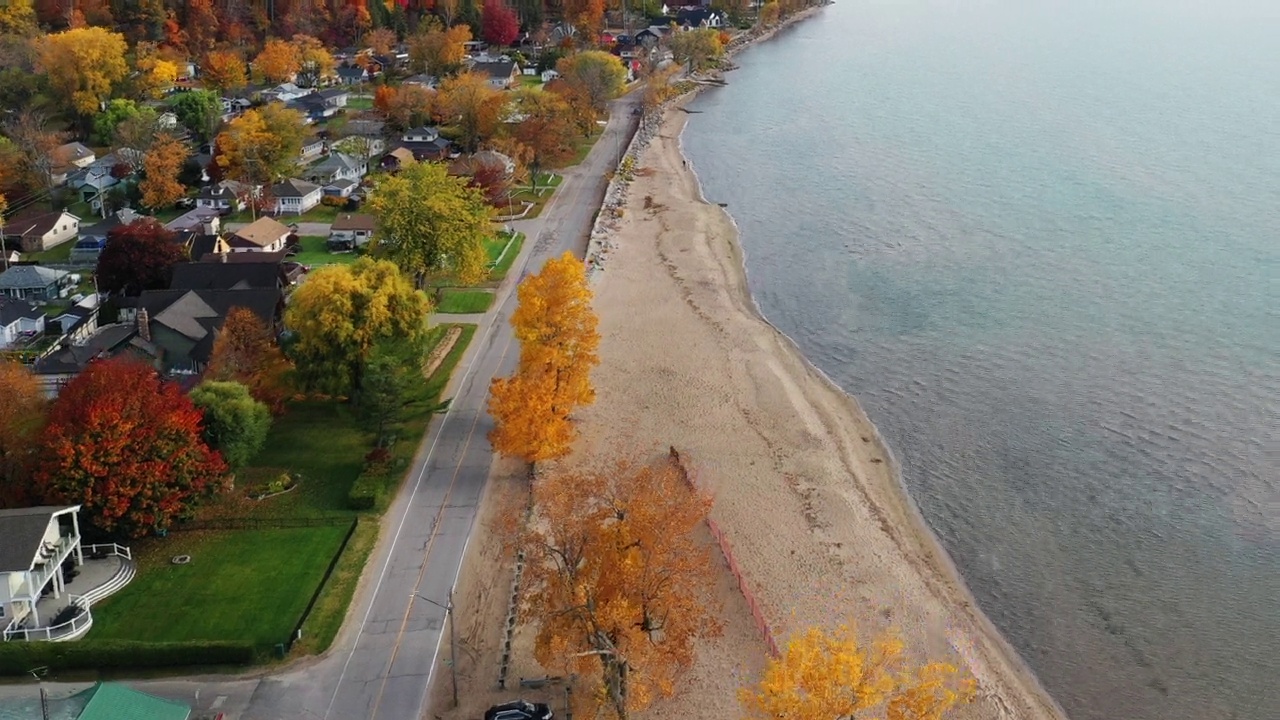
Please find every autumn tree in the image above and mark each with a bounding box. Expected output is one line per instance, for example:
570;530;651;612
34;359;227;537
487;252;599;463
284;258;431;394
140;134;191;210
482;0;519;47
189;381;271;470
35;27;129;118
740;625;975;720
0;0;38;36
253;37;302;84
437;70;507;152
556;50;627;127
95;218;187;296
132;41;179;99
408;23;470;77
215;104;306;186
0;360;45;506
376;84;436;131
366;27;398;55
207;307;292;414
184;0;221;54
670;27;725;72
510;88;576;189
202;50;248;94
292;35;336;87
516;459;721;719
4;110;68;200
368;161;493;286
759;1;781;26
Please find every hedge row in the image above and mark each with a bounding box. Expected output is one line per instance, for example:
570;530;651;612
0;640;254;675
347;468;391;511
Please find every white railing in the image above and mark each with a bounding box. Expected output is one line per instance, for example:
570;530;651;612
83;543;132;561
15;535;79;601
2;597;92;642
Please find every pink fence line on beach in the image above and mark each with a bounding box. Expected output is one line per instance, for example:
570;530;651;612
669;447;780;658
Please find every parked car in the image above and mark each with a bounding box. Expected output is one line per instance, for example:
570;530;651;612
484;700;553;720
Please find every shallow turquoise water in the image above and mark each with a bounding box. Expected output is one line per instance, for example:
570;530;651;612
682;2;1279;718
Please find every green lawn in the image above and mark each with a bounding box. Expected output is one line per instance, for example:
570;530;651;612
564;128;605;167
435;288;495;314
294;235;358;266
90;525;350;647
27;240;74;263
519;75;544;89
224;204;345;225
488;232;524;281
346;96;374;110
509;173;563;219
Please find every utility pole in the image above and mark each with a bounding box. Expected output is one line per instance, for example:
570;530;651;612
411;589;459;708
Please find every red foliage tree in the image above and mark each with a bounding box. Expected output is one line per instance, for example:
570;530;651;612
482;0;519;47
33;359;227;538
469;156;511;207
95;218;188;296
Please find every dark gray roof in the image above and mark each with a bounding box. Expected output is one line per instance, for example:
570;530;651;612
0;506;79;573
271;178;321;198
336;66;367;79
34;324;138;375
135;288;282;362
0;296;43;325
82;209;145;239
472;59;516;79
170;262;281;291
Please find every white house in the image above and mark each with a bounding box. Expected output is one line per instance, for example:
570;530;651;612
470;59;521;90
308;153;368;197
195;180;249;214
0;297;45;349
328;213;377;251
261;82;310;103
227;216;292;252
2;210;80;253
0;505;135;642
299;137;326;163
270;178;323;215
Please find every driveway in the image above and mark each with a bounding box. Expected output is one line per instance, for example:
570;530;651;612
0;91;644;720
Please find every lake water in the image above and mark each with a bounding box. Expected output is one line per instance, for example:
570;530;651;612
681;2;1280;718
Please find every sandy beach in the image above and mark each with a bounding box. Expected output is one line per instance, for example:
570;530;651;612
567;103;1072;719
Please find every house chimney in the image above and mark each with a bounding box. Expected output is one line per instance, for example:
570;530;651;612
136;307;150;342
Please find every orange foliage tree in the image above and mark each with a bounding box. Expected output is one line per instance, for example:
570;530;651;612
253;37;301;84
202;50;248;94
0;360;46;506
34;358;227;537
206;307;293;414
139;134;190;209
488;252;599;465
516;458;722;720
740;625;975;720
366;27;398;55
436;70;506;151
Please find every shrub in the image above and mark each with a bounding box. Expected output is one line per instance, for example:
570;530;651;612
347;468;387;510
0;640;254;675
321;195;347;207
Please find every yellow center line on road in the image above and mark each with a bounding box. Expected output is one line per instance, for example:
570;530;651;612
365;325;519;720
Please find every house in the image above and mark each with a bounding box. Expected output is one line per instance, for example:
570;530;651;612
70;208;145;264
0;297;44;349
170;260;285;292
0;265;72;301
121;287;283;373
287;89;349;124
676;7;726;28
346;118;387;139
2;210;81;253
50;142;96;186
635;26;673;46
261;82;310;103
380;146;418;172
331;134;386;162
336;65;370;85
540;69;560;83
300;136;326;163
317;87;350;108
228;216;291;252
33;323;142;396
471;59;520;89
397;126;453;161
47;296;100;346
0;505;135;642
403;73;439;89
195;180;249;214
308;152;368;192
328;213;377;251
69;682;192;720
166;207;222;235
270;178;323;215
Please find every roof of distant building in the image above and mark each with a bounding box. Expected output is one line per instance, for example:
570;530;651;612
0;264;70;290
74;681;192;720
231;216;292;247
331;213;377;232
271;178;322;198
0;505;80;574
0;296;43;325
170;261;281;291
3;210;79;239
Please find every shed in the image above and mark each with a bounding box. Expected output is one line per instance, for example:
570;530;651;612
73;682;191;720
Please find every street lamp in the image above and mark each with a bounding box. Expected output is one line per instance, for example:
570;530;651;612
411;589;459;708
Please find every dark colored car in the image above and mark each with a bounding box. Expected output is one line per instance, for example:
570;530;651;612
484;700;553;720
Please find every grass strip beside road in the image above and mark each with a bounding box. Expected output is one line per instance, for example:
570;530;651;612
90;526;350;648
295;518;379;654
436;288;495;314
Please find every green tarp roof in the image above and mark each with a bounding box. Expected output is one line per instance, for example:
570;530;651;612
75;683;190;720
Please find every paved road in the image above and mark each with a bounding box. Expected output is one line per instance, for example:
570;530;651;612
0;93;643;720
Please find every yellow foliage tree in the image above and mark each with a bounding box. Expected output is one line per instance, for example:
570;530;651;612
253;38;301;84
134;42;179;99
740;625;975;720
516;458;722;720
408;23;471;76
140;135;190;210
488;252;600;464
215;104;306;186
436;70;507;152
292;35;336;87
0;0;38;36
36;27;129;117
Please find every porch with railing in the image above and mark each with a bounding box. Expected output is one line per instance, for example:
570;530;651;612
2;544;135;643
